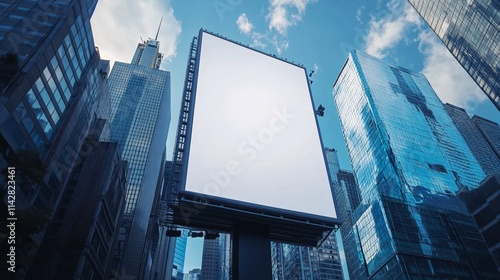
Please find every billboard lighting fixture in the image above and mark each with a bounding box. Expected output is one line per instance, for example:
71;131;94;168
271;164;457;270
165;229;182;237
316;105;325;117
190;231;204;238
204;232;220;240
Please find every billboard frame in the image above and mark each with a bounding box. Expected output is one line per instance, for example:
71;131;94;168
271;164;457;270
168;29;341;247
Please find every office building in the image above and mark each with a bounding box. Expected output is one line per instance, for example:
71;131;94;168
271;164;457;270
201;233;231;280
333;50;498;279
0;0;108;209
26;134;127;279
319;148;344;279
172;229;188;280
150;161;181;280
334;170;366;279
0;2;114;277
184;268;201;280
106;34;170;278
445;103;500;176
272;243;316;279
407;0;500;110
459;174;500;272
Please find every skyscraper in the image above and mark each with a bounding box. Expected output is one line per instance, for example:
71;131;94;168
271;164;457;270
172;229;188;280
0;0;107;209
458;174;500;272
333;50;498;279
407;0;500;110
334;170;365;279
444;103;500;177
319;148;345;280
106;35;170;278
0;2;114;276
184;268;201;280
26;134;127;280
201;233;231;280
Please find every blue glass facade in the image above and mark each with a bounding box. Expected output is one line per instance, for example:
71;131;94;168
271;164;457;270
459;174;500;272
333;50;498;279
172;229;188;279
106;38;170;278
26;138;127;280
334;170;366;279
0;0;110;213
445;103;500;177
407;0;500;110
472;116;500;157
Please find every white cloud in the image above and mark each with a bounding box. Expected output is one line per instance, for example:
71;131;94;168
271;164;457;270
364;0;421;58
362;0;487;112
356;5;366;23
250;32;268;49
239;0;314;55
418;30;486;111
90;0;181;69
236;13;254;34
267;0;314;35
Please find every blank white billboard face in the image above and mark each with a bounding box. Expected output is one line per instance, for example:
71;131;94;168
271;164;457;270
184;32;337;219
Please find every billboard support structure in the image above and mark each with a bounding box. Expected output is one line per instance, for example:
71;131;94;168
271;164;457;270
232;222;272;280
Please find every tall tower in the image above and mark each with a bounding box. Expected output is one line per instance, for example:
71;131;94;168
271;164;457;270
444;103;500;177
172;229;188;279
201;233;231;280
0;0;108;209
333;50;498;279
0;1;117;278
407;0;500;110
334;170;364;279
106;34;170;278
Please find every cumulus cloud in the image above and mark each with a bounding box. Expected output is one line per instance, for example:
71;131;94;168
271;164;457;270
236;13;254;34
418;30;486;111
236;13;253;34
364;0;420;58
267;0;314;35
236;1;314;55
356;5;366;24
250;32;268;49
90;0;182;69
362;0;487;110
270;36;289;55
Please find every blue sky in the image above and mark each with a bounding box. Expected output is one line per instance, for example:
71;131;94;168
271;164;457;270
91;0;500;275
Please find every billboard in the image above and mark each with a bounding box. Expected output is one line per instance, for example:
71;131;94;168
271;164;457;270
182;31;337;221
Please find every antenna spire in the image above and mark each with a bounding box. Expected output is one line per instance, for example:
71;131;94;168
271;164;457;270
155;17;163;40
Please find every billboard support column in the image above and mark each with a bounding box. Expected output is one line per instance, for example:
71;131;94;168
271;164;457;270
231;222;272;280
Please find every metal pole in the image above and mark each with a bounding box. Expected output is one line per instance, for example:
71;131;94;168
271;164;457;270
231;222;273;280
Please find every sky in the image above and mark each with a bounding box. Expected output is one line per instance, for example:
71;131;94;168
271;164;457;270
90;0;500;276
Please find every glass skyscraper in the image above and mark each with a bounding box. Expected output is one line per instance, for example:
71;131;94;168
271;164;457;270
333;50;498;279
201;233;231;280
106;37;170;278
172;229;188;280
0;0;107;210
407;0;500;110
444;103;500;177
0;1;116;277
334;169;365;279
